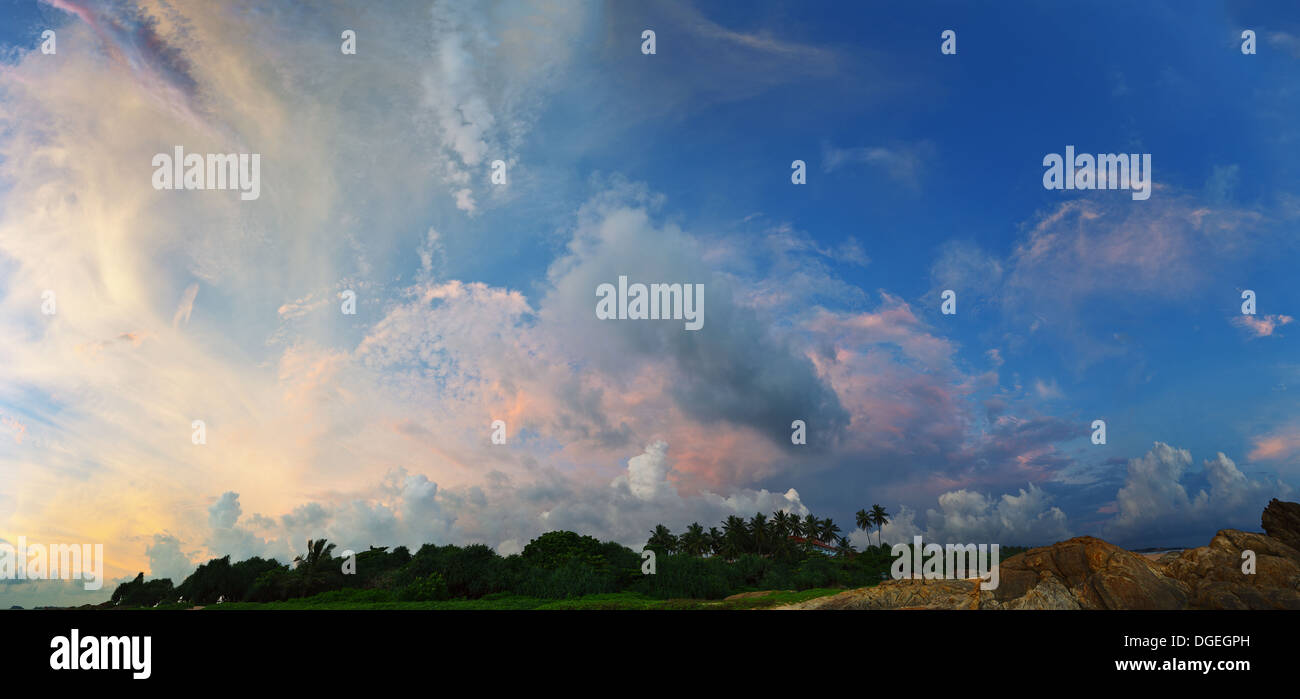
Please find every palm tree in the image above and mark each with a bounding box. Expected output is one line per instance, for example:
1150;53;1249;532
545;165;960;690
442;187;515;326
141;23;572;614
647;524;678;555
772;510;795;539
293;538;336;594
707;527;723;557
818;517;841;546
679;522;708;557
835;535;855;557
771;510;800;558
855;508;872;546
800;514;821;549
748;512;770;555
870;504;890;547
721;515;747;560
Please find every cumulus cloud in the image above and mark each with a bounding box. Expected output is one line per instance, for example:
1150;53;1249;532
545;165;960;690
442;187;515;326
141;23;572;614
617;440;677;502
922;484;1071;545
145;534;196;583
842;478;1066;548
1106;442;1288;545
180;440;810;562
5;1;1287;609
847;483;1070;549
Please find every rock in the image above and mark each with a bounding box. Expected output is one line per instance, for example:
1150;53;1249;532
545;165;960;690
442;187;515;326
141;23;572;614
777;502;1300;611
1262;499;1300;552
992;536;1188;609
1155;551;1182;567
1162;529;1300;610
780;536;1186;610
776;578;990;610
723;590;791;601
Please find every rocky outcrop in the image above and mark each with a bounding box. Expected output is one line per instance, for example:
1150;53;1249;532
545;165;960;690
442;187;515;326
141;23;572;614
723;590;792;601
1161;529;1300;610
778;501;1300;610
1262;498;1300;552
780;536;1185;610
993;536;1188;609
777;578;990;610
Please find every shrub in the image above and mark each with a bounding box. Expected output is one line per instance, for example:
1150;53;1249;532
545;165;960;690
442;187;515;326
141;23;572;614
634;555;730;600
110;573;175;607
401;572;450;601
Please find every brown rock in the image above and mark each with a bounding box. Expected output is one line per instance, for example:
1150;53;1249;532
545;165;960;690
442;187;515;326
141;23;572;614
776;502;1300;610
1162;529;1300;610
780;537;1187;610
1261;499;1300;552
993;536;1188;609
776;578;993;610
724;590;792;601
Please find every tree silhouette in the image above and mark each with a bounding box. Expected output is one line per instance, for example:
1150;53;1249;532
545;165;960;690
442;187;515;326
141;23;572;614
679;522;709;557
870;504;890;547
856;508;872;546
646;524;678;555
292;538;336;596
800;514;821;550
818;517;841;546
835;535;855;557
748;512;770;556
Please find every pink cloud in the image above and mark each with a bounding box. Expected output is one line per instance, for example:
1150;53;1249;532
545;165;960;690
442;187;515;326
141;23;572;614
1232;313;1294;338
1;414;26;444
1248;428;1300;462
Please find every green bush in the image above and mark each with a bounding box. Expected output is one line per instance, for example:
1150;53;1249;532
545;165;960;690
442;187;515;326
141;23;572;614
514;559;617;599
401;572;450;601
110;573;175;607
634;555;730;599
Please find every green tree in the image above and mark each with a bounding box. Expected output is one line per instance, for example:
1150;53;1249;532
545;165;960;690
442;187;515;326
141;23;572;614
856;508;872;545
679;522;709;557
401;572;449;601
818;517;841;546
772;510;795;539
748;512;770;556
870;504;890;547
721;515;748;559
646;524;678;555
835;535;855;557
110;573;175;607
800;514;821;550
292;538;337;596
707;527;723;557
519;531;609;570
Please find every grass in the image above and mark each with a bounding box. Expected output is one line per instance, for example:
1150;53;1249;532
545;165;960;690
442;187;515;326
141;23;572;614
207;588;845;610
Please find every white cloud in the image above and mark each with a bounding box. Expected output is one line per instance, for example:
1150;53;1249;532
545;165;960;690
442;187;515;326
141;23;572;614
171;283;199;328
822;141;935;188
923;483;1070;545
1106;442;1288;544
145;534;196;583
179;440;810;563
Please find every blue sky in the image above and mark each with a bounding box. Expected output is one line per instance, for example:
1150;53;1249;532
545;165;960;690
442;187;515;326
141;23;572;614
0;0;1298;605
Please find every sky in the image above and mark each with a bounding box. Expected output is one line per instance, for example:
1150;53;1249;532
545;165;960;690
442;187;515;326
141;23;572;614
1;0;1298;606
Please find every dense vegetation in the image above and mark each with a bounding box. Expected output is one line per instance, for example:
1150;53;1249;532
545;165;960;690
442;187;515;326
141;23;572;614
105;506;1028;608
